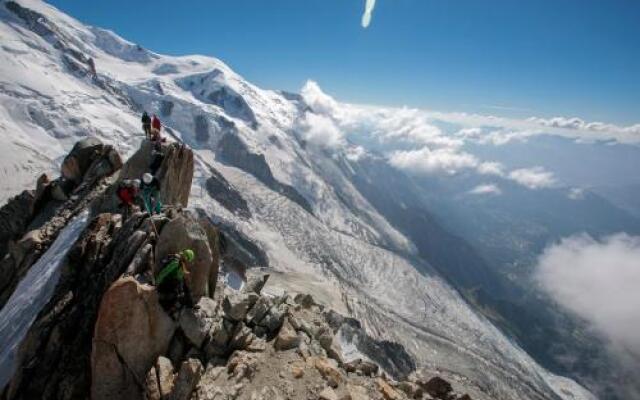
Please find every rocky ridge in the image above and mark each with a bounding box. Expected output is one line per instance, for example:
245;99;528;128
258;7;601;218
1;138;471;400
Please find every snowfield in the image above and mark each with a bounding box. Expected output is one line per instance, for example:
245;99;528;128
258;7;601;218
0;1;595;399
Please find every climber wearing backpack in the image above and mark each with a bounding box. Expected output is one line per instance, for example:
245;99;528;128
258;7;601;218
149;141;165;174
141;111;151;139
141;173;162;215
157;249;195;312
116;179;140;218
151;114;162;142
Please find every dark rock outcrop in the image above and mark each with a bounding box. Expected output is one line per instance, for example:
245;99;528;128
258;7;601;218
203;164;251;219
0;191;36;259
2;138;214;400
194;115;210;143
216;133;312;215
0;138;122;309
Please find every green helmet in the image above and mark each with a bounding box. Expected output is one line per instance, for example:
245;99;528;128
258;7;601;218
182;249;195;262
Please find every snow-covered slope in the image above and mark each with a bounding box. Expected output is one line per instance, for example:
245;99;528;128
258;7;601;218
0;1;594;399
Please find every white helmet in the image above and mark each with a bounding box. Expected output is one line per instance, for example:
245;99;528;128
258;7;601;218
132;179;141;188
142;173;153;184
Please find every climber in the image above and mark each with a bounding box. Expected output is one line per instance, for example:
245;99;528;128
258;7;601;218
141;111;151;139
151;114;162;142
141;173;162;215
157;249;195;312
116;179;140;218
149;141;165;174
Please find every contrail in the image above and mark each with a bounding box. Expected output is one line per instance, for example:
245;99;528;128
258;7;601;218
361;0;376;28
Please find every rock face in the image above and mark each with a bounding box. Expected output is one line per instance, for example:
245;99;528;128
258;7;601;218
154;143;193;208
1;140;210;400
0;137;122;309
154;212;216;301
91;277;175;400
0;190;36;259
98;140;193;213
61;137;121;183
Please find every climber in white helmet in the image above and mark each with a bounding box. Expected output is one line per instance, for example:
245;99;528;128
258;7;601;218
141;172;162;214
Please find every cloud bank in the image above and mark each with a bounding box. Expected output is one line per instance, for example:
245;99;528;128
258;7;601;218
298;80;640;192
361;0;376;28
536;234;640;358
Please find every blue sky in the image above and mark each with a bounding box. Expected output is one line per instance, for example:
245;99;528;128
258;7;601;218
48;0;640;124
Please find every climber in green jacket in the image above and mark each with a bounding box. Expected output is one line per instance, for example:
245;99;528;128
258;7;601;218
157;249;195;312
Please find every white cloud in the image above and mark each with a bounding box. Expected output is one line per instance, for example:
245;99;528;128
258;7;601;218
508;167;556;189
362;0;376;28
297;111;344;148
536;234;640;357
297;82;581;189
300;80;339;115
477;161;505;176
468;184;502;196
389;147;479;175
528;116;640;143
365;107;463;148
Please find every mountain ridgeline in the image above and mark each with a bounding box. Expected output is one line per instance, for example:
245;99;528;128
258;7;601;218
2;0;633;398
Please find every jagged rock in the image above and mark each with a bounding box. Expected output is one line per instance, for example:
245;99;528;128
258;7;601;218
197;217;221;297
398;381;423;399
376;378;404;400
156;356;177;399
171;359;203;400
0;189;36;258
155;212;216;302
145;366;162;400
246;296;271;325
319;387;339;400
195;364;227;399
274;318;300;351
61;137;104;182
59;137;122;189
229;322;256;351
3;213;152;399
92;277;175;400
420;377;453;399
345;359;380;377
205;317;235;357
155;143;194;208
294;293;316;309
317;325;343;363
144;356;176;400
246;337;267;353
179;307;212;348
223;291;259;321
196;296;218;318
314;357;344;388
242;273;269;295
258;303;287;334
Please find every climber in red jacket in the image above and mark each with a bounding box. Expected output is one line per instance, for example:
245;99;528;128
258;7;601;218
151;114;162;142
116;179;140;218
